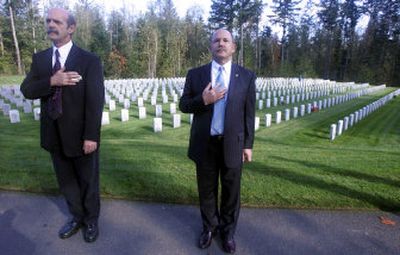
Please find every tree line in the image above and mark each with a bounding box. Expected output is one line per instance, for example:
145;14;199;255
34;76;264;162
1;0;399;86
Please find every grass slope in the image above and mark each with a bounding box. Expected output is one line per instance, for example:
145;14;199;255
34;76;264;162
0;86;399;211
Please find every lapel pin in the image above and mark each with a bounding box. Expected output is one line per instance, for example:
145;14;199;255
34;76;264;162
235;73;239;77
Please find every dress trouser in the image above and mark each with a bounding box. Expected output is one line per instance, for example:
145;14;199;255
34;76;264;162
196;136;242;240
51;150;100;225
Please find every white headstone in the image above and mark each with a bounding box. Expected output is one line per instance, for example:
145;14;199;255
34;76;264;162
189;114;194;125
118;95;124;104
337;120;344;136
23;102;32;113
33;107;41;121
173;113;181;128
276;111;282;124
284;109;290;121
121;109;129;122
255;117;260;131
137;97;144;107
101;112;110;125
266;98;271;108
349;114;354;127
300;104;305;117
354;111;359;123
265;114;272;127
9;109;20;123
258;100;263;110
2;104;10;116
139;106;146;119
109;100;116;111
105;94;111;104
123;99;130;109
151;97;157;106
343;116;349;131
170;103;176;114
153;117;162;132
33;99;40;106
163;95;168;104
307;103;312;114
155;105;163;117
293;107;298;118
273;97;278;107
330;124;337;141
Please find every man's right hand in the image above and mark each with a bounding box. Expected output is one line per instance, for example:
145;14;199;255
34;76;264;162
50;67;81;86
202;82;226;105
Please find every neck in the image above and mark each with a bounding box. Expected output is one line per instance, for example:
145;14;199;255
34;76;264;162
53;39;71;48
214;58;231;66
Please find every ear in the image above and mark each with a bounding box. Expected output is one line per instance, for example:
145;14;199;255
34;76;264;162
232;42;237;53
67;24;76;35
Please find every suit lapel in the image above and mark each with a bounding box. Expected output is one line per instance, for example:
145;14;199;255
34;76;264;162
226;63;239;106
45;48;53;75
203;63;212;87
64;44;79;71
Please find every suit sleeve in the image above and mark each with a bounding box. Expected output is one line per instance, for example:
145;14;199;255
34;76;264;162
83;55;104;142
244;72;256;149
20;54;52;99
179;69;211;114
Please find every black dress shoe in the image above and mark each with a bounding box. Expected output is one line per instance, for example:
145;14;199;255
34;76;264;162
84;223;99;243
58;220;82;239
222;238;236;254
199;230;213;249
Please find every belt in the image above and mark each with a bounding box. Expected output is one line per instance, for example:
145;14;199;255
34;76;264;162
210;135;224;141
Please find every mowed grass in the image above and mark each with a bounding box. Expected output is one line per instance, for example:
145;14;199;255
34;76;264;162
0;84;399;211
0;75;24;86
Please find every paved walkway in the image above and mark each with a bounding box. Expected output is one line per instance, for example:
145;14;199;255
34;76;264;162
0;191;399;255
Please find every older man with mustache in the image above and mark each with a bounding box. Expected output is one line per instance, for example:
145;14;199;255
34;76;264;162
21;7;104;243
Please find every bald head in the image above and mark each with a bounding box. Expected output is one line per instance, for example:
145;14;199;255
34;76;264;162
210;29;236;65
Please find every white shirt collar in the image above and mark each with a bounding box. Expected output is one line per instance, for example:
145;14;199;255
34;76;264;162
52;40;73;67
212;60;232;73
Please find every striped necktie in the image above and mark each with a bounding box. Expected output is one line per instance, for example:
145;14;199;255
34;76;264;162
211;66;227;135
48;49;62;120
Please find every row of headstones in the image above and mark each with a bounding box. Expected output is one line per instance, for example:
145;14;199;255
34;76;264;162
105;78;184;105
329;89;400;140
257;84;387;110
254;85;388;129
105;77;356;110
105;93;180;110
105;82;364;112
256;77;369;93
101;110;193;132
0;82;386;125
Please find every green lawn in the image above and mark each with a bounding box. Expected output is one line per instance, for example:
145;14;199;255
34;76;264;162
0;84;399;211
0;75;24;86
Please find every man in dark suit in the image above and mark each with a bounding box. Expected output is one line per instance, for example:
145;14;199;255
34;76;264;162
20;8;104;243
179;29;256;253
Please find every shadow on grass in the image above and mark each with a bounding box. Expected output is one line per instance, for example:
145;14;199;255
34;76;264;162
271;155;400;189
100;141;198;205
248;160;400;212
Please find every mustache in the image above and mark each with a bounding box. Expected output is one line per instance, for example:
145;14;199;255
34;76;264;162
47;29;59;35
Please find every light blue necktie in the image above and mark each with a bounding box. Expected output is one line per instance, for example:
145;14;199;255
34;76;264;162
211;66;227;135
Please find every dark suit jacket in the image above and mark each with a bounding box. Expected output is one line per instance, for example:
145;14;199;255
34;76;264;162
179;63;256;169
20;44;104;157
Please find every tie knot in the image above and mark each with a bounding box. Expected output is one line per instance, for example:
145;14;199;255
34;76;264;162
219;66;224;72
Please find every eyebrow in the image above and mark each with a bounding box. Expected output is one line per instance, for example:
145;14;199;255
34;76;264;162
46;18;63;24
